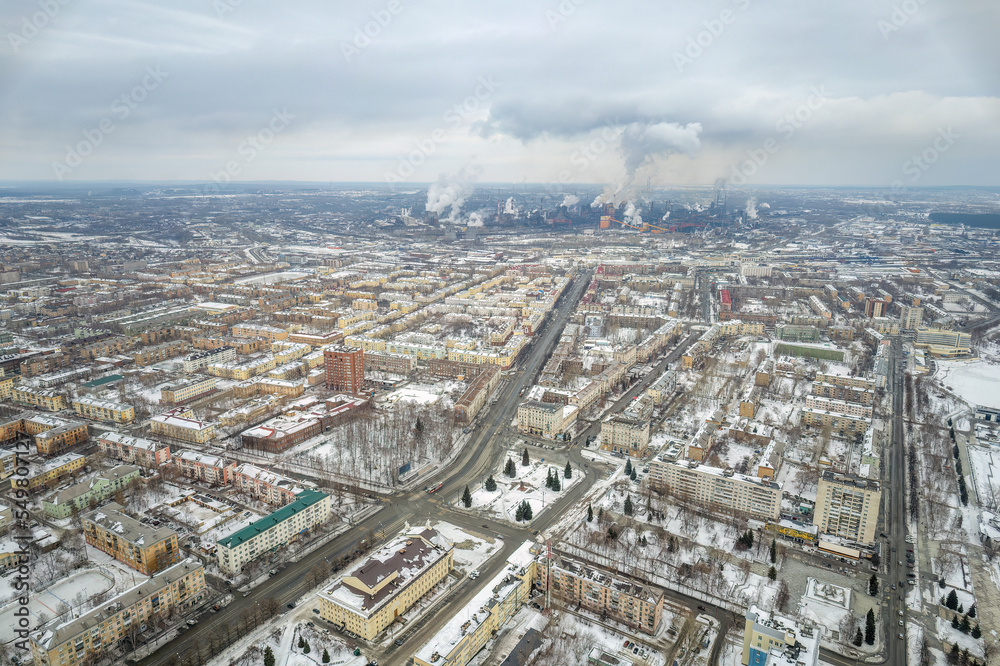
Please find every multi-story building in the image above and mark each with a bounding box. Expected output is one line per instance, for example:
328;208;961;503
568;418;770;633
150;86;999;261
648;458;782;521
414;541;537;666
324;345;365;394
159;377;218;405
801;407;870;434
363;351;417;376
231;324;288;341
182;346;236;372
97;432;171;468
173;450;235;486
11;386;67;412
33;420;89;455
231;463;301;506
741;604;820;666
803;395;873;419
600;414;651;457
217;489;330;575
82;502;179;574
41;465;141;519
150;410;215;443
132;339;189;366
29;560;206;666
914;327;972;357
811;382;874;405
319;525;453;640
539;550;664;635
20;453;86;492
516;401;578;440
900;304;923;331
813;471;881;545
72;395;136;424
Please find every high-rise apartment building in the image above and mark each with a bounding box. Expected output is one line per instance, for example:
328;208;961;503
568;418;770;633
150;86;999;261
813;471;881;545
324;345;365;394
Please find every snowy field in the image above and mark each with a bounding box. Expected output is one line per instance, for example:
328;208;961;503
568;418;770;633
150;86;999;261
966;444;1000;510
428;520;504;574
0;569;114;643
936;360;1000;407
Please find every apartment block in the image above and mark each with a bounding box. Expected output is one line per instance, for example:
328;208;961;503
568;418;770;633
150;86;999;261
132;339;189;366
741;604;820;666
803;395;873;419
150;410;215;443
41;465;141;519
72;395;136;424
900;304;923;330
324;345;365;394
30;560;206;666
319;525;453;641
813;471;881;546
159;377;218;405
19;452;86;492
517;401;578;439
11;386;67;411
363;351;417;375
173;450;235;486
231;463;301;506
538;550;664;635
97;431;171;468
217;489;330;575
33;420;89;455
811;382;874;405
801;408;870;434
82;502;179;575
231;324;288;341
648;458;782;521
600;414;651;457
182;346;236;372
914;327;972;357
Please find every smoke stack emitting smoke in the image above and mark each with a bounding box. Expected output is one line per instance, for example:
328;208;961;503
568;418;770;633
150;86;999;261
425;163;483;224
561;194;580;208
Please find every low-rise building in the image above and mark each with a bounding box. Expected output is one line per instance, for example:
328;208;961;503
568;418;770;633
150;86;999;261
41;465;141;519
159;377;218;405
741;604;820;666
914;327;972;357
33;420;89;455
72;395;136;424
29;560;206;666
173;450;235;486
217;489;330;575
97;432;171;468
11;386;67;411
231;463;301;506
319;525;453;641
82;502;179;575
516;401;578;440
19;453;86;492
150;410;215;443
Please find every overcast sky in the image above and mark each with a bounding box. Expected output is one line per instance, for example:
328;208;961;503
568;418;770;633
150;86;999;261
0;0;997;188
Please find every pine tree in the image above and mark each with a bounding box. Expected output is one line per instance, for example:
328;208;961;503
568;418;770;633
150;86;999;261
303;641;311;654
587;504;593;522
948;644;960;665
462;485;472;508
745;529;754;548
952;615;960;629
415;417;424;437
946;589;959;610
485;474;497;492
545;468;553;489
322;648;331;664
960;615;971;634
969;604;977;619
865;608;876;645
623;495;633;516
958;603;964;614
522;500;533;520
522;447;530;466
515;503;525;522
598;507;604;521
607;525;618;540
853;628;864;647
869;574;879;596
630;467;637;481
972;624;981;639
767;566;777;581
264;647;276;666
298;636;305;649
625;459;632;476
871;552;881;568
565;461;572;479
505;458;516;477
769;539;776;564
551;471;561;492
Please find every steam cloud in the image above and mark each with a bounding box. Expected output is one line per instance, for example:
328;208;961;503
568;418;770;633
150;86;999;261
561;194;580;208
619;121;702;175
425;163;483;224
745;197;758;220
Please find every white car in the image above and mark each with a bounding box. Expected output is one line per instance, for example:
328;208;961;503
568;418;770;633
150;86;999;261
469;570;480;579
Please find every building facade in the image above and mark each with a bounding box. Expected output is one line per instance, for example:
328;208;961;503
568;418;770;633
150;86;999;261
41;465;141;519
97;432;171;468
324;345;365;394
516;401;578;439
600;414;651;457
813;471;881;545
648;458;782;521
82;502;179;575
72;395;136;424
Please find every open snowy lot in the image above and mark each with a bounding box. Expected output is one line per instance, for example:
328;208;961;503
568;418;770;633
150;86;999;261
936;360;1000;408
0;569;115;643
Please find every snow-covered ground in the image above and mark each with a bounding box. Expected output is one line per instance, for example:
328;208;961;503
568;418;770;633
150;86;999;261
0;569;115;643
936;360;1000;408
427;520;504;574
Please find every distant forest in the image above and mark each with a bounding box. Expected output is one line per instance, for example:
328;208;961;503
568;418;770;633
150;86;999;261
929;212;1000;229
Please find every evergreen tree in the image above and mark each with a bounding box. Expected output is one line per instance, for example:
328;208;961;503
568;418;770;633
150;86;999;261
545;468;553;489
264;647;276;666
551;471;561;491
969;604;977;619
303;641;310;654
958;603;964;614
565;461;572;479
522;447;530;466
769;539;776;563
869;574;879;596
946;589;959;610
462;485;472;508
630;467;637;481
624;495;634;516
505;458;516;477
607;525;618;540
515;503;525;522
485;474;497;492
598;507;604;521
322;648;331;664
415;417;424;437
298;636;305;649
625;459;632;476
972;624;981;639
587;504;594;522
767;566;777;581
960;615;971;634
865;608;876;645
746;530;754;548
952;615;960;629
871;552;881;568
853;628;864;647
522;500;533;520
947;644;960;665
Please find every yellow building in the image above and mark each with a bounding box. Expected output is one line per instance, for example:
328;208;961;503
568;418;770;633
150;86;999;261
0;376;15;399
30;560;206;666
150;411;215;443
33;420;90;455
82;502;179;575
11;386;67;411
319;525;453;640
72;395;136;424
813;471;881;546
414;541;537;666
516;401;578;439
20;452;85;492
600;414;651;457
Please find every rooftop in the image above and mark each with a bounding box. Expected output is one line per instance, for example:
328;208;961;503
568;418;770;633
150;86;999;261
218;488;327;548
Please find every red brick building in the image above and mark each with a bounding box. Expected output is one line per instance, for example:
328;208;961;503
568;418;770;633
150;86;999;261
324;346;365;394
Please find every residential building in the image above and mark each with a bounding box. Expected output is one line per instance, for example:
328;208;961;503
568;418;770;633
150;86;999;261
217;489;330;575
19;453;86;492
324;345;365;394
231;324;288;341
41;465;141;519
72;395;136;424
11;386;67;411
150;410;215;443
132;339;189;366
741;604;820;666
538;550;664;635
82;502;179;575
648;458;782;521
319;525;453;641
33;420;89;455
173;450;235;486
98;432;171;468
231;463;301;506
803;395;873;419
29;560;206;666
600;414;651;457
363;351;418;376
516;401;578;439
414;541;537;666
159;377;218;405
900;304;923;331
813;471;881;545
182;346;236;372
801;408;870;434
